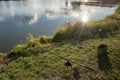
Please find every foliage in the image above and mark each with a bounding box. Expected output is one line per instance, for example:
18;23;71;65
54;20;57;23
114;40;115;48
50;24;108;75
52;22;94;42
106;13;120;20
53;17;120;42
0;53;6;61
7;35;51;60
116;4;120;14
39;35;52;44
91;19;120;38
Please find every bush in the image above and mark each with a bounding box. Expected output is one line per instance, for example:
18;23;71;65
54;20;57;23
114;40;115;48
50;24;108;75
39;36;51;44
52;28;66;42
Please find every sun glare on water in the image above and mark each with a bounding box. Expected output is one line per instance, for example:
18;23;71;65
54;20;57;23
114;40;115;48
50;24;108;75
81;14;89;23
85;0;88;2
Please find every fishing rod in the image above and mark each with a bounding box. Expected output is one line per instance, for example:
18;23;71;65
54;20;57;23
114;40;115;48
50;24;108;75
72;61;95;71
50;52;95;71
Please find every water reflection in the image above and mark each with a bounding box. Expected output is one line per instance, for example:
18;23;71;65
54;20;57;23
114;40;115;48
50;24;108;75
0;0;41;24
81;12;89;23
0;0;118;52
14;13;38;24
0;0;117;24
0;16;4;22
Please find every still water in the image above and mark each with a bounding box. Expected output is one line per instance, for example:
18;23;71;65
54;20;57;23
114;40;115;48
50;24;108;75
0;0;117;52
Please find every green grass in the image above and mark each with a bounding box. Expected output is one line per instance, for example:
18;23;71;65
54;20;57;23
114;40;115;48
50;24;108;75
52;17;120;42
116;4;120;14
0;3;120;80
0;53;6;62
0;34;120;80
52;5;120;42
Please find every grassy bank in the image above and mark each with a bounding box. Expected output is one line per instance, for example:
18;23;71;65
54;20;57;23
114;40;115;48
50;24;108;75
0;34;120;80
52;13;120;42
0;4;120;80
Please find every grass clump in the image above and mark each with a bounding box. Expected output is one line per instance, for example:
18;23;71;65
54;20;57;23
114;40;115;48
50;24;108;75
7;34;52;61
39;35;52;44
52;22;94;42
0;53;6;61
91;19;120;37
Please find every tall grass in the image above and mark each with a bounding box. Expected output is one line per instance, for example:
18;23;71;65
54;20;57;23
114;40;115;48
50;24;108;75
52;7;120;42
0;53;6;61
52;22;94;42
7;34;52;60
116;4;120;14
53;20;120;42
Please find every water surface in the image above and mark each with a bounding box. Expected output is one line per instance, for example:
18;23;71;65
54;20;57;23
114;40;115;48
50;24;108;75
0;0;117;52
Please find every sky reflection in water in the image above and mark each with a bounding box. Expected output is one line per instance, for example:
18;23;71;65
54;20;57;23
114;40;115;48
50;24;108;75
0;0;116;24
0;0;117;52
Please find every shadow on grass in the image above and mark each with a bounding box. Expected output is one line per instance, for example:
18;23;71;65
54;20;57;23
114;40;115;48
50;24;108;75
97;44;112;72
73;67;81;80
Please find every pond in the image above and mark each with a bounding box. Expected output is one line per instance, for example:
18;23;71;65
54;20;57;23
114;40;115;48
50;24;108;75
0;0;118;52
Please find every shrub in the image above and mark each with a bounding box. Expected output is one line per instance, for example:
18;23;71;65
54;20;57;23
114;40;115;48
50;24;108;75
39;36;51;44
52;28;66;42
